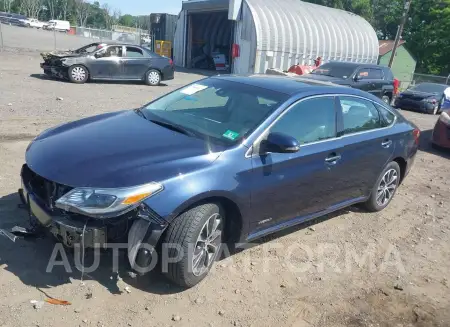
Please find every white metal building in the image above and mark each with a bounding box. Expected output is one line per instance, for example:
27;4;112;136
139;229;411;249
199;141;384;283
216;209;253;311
173;0;379;74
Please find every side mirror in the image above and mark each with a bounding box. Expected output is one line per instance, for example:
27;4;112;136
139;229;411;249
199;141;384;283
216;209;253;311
94;52;103;58
354;75;361;81
260;132;300;154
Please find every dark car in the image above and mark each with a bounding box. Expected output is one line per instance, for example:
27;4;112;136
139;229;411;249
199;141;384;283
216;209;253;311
18;75;419;287
302;61;395;104
40;42;175;85
394;83;450;115
432;109;450;149
0;12;27;26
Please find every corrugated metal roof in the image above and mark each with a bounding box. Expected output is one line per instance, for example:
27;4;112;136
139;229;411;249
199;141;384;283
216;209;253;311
379;40;406;56
245;0;379;64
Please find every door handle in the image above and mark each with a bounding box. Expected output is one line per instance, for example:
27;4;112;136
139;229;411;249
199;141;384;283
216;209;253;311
325;153;341;164
381;140;392;148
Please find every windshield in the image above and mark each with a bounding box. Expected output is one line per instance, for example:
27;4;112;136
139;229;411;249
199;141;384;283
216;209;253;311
141;78;288;145
74;43;102;54
311;63;357;79
410;83;448;94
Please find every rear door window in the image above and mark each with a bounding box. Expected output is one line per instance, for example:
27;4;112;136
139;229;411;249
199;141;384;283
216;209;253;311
369;68;383;80
126;47;144;58
339;97;383;134
375;104;396;127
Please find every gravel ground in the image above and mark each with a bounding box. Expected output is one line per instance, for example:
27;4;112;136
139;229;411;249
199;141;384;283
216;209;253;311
1;49;450;327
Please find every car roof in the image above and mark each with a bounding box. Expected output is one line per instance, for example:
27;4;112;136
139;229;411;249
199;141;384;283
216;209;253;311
98;41;141;47
325;61;389;69
211;74;373;97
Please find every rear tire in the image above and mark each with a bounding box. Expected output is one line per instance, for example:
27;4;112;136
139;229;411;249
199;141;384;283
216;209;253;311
68;65;88;84
163;203;224;288
145;69;161;86
381;95;391;104
364;161;401;212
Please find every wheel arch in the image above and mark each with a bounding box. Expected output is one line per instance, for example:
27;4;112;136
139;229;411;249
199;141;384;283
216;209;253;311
392;156;407;184
169;192;244;244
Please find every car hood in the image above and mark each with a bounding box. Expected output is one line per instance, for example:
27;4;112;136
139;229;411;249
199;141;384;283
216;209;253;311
41;51;86;60
301;74;350;85
400;90;440;100
26;111;223;188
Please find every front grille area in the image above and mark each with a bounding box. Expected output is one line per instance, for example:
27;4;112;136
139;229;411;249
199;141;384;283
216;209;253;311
21;164;73;212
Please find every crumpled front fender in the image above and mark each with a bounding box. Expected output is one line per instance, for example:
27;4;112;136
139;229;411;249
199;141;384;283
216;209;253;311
127;207;168;274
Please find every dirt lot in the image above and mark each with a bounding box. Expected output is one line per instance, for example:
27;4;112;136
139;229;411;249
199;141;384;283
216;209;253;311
0;49;449;327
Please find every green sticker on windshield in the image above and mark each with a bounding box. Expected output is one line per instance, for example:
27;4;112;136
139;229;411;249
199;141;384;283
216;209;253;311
223;130;240;140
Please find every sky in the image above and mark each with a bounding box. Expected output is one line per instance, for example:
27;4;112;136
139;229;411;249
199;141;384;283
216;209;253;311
98;0;183;16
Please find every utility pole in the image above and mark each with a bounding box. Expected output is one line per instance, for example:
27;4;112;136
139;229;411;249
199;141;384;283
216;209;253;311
388;0;412;67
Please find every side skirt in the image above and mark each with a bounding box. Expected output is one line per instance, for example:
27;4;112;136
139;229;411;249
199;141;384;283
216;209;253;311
246;196;367;242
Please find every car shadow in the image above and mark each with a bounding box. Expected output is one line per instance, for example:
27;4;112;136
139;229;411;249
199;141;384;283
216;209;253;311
0;192;183;296
29;74;169;87
418;129;450;159
29;73;70;83
0;191;359;295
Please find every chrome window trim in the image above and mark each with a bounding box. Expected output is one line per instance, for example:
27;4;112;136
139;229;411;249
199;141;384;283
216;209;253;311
245;93;397;159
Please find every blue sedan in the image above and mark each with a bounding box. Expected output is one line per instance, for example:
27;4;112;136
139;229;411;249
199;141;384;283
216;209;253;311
20;75;419;287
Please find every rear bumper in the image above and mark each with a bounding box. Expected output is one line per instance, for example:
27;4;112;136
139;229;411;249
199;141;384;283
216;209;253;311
432;120;450;149
161;65;175;81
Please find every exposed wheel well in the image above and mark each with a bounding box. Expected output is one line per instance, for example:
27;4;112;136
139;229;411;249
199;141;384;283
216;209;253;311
393;157;407;184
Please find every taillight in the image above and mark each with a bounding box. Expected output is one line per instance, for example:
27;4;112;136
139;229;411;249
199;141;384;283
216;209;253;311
413;128;420;145
169;58;173;66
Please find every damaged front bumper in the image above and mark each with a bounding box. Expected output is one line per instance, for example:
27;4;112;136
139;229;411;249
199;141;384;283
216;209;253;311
40;63;68;79
18;165;168;274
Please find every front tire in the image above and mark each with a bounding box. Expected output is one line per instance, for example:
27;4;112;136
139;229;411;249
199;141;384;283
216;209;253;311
163;203;224;288
145;69;161;86
364;161;401;212
68;65;88;84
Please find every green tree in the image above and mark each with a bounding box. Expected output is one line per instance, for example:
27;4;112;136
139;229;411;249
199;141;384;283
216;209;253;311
118;14;134;27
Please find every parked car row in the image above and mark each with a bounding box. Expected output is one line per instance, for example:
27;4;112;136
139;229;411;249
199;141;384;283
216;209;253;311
0;12;28;26
0;13;70;32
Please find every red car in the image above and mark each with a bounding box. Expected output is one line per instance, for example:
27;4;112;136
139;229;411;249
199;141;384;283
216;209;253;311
432;110;450;149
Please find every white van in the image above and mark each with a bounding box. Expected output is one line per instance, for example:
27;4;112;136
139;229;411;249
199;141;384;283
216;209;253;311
45;20;70;32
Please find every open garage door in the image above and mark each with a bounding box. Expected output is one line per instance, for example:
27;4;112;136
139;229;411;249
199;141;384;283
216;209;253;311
187;11;233;72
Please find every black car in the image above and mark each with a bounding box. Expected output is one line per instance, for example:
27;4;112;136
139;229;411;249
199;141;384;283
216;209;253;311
40;42;175;85
302;61;395;104
394;83;449;115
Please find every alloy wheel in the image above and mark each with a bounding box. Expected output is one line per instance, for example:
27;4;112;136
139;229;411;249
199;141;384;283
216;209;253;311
192;213;222;276
148;71;160;85
376;168;398;207
71;67;86;82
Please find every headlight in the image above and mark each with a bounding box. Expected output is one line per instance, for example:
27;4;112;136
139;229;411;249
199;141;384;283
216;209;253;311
424;98;437;104
55;182;163;218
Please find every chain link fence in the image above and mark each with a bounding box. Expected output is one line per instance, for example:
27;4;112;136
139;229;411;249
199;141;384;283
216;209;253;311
396;73;450;91
0;23;144;52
